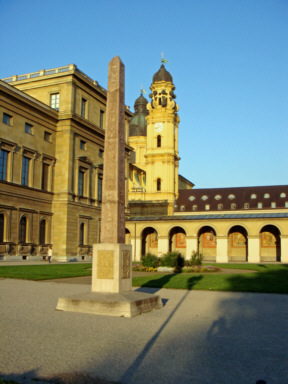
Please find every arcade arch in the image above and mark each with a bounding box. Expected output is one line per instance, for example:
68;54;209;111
168;226;186;253
198;226;217;261
228;225;248;262
141;227;158;257
260;225;281;262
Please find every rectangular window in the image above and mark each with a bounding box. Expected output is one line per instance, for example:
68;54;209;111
99;149;104;158
44;131;52;142
258;202;263;209
25;122;33;134
99;110;104;128
192;205;197;211
271;202;276;208
78;169;85;196
285;202;288;208
205;204;210;210
50;93;59;111
231;203;236;210
3;113;12;125
218;204;223;210
0;213;4;242
81;98;87;118
80;140;86;150
22;157;30;186
244;203;249;209
97;175;103;202
42;163;49;191
180;205;185;211
19;217;27;243
0;149;8;181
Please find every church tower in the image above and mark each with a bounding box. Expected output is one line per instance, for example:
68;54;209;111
145;61;180;214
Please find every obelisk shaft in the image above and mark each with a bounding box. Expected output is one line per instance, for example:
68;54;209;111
100;56;125;244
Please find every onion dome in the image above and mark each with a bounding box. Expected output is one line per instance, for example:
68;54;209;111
152;64;173;83
129;93;148;137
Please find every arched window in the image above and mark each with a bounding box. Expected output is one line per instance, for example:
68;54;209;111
19;216;27;243
40;219;46;244
0;214;4;242
157;135;161;148
157;178;161;191
79;223;85;245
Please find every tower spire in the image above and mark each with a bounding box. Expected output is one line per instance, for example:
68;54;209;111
161;52;168;64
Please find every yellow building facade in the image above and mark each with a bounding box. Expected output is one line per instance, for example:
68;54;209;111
126;63;288;264
1;62;288;263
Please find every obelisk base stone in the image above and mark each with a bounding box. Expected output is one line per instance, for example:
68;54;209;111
92;243;132;293
56;290;163;318
56;243;163;317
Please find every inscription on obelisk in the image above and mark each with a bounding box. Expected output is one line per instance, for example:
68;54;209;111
100;56;125;244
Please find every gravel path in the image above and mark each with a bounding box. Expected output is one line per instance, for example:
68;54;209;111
1;278;287;384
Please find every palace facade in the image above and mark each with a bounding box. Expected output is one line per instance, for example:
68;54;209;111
0;65;132;261
1;63;288;263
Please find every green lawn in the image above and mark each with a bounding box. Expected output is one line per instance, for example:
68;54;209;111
0;263;92;280
0;263;287;294
132;265;288;294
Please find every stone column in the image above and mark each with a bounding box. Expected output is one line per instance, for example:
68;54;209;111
186;236;197;260
131;237;142;262
248;236;260;263
158;236;168;257
281;235;288;263
216;236;229;263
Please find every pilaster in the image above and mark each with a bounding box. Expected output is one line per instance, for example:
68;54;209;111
248;236;260;263
216;236;229;263
281;235;288;263
186;236;198;260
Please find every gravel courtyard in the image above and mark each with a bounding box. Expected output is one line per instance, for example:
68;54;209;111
1;278;287;384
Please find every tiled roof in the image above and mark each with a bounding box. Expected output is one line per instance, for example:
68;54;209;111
175;185;288;212
127;212;288;221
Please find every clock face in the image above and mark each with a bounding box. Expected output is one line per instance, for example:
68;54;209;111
154;122;163;133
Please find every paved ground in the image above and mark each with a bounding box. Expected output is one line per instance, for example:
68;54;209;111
1;274;288;384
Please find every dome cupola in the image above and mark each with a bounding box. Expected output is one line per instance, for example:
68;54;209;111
129;92;148;137
152;64;173;83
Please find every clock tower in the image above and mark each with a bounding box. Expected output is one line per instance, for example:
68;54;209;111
145;61;180;214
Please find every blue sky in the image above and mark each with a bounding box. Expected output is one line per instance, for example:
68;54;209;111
1;0;287;188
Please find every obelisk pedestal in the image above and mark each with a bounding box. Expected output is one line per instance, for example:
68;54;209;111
56;57;162;317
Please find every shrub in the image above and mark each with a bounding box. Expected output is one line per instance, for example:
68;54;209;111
141;253;160;269
189;251;203;266
132;263;142;271
160;252;185;269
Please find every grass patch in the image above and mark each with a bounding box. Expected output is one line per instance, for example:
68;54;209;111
0;263;288;294
132;264;288;294
0;263;92;280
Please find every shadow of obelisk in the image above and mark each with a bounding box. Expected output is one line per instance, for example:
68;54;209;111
56;56;163;317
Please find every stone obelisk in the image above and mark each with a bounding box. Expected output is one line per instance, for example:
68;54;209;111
100;56;126;244
56;56;162;317
91;56;132;293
